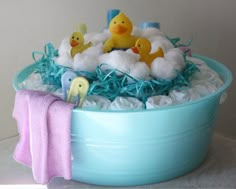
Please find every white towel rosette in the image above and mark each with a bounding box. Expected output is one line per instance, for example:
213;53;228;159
109;96;144;111
82;95;111;110
146;95;173;109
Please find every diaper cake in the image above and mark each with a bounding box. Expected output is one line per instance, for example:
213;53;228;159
13;9;232;186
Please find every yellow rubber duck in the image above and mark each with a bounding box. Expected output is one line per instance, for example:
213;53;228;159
131;38;164;67
103;12;137;53
70;32;92;58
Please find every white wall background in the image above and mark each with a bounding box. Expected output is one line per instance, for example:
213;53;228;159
0;0;235;140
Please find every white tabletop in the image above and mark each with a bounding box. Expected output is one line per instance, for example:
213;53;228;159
0;133;236;189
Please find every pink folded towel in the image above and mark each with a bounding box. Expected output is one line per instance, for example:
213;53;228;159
13;90;75;184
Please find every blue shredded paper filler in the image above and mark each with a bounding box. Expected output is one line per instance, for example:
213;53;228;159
31;43;199;103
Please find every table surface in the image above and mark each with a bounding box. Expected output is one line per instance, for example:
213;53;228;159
0;133;236;189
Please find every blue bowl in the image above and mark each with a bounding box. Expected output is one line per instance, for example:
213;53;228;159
13;55;232;186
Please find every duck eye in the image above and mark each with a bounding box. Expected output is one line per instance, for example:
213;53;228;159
68;78;72;82
72;36;74;39
122;21;125;24
114;21;116;24
79;84;82;88
138;44;141;48
77;37;79;40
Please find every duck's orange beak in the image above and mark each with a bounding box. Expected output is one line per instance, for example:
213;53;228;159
70;40;79;47
131;46;139;54
111;24;128;34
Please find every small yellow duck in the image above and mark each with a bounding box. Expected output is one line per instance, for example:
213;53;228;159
131;38;164;67
70;32;92;58
103;12;137;53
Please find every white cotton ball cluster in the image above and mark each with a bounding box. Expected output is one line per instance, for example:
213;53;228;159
58;38;71;54
150;36;175;53
82;95;111;110
54;38;73;68
55;37;103;72
54;30;177;80
99;50;139;66
99;50;136;74
84;30;109;45
141;27;164;39
124;49;150;81
129;62;150;81
54;53;73;68
73;53;99;72
132;26;144;37
151;48;185;79
109;96;144;111
166;48;186;70
98;50;150;80
133;27;169;53
125;48;140;59
146;95;173;109
82;43;103;57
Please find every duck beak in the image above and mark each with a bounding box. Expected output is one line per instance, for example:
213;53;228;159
70;40;79;47
131;47;139;54
111;24;127;34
